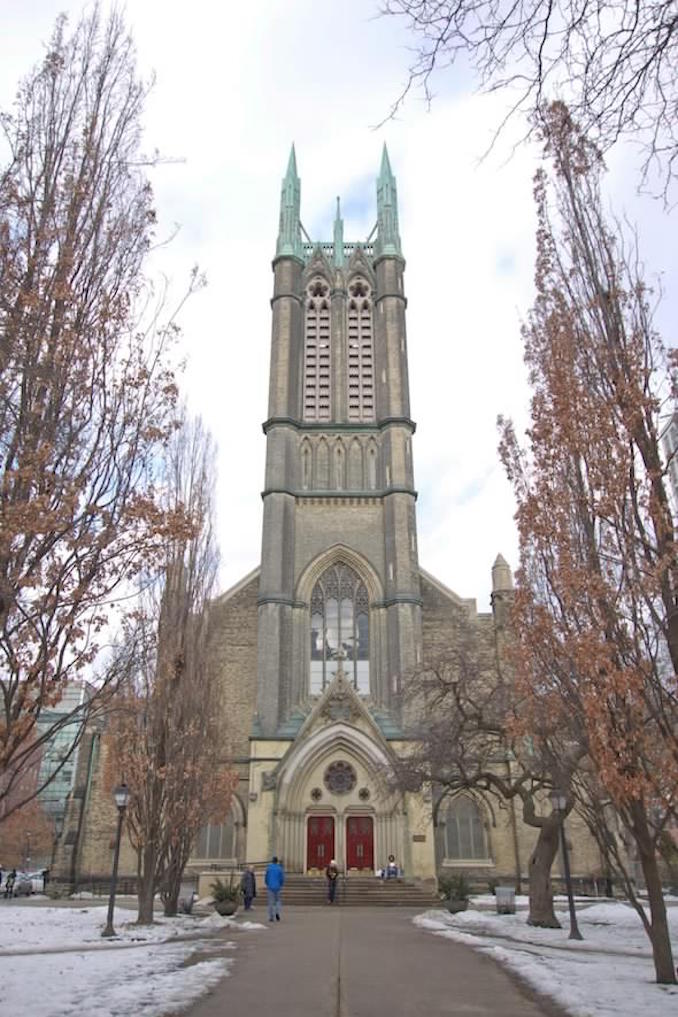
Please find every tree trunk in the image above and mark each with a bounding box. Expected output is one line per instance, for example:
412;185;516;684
136;844;157;925
629;801;676;984
527;818;561;928
163;886;180;918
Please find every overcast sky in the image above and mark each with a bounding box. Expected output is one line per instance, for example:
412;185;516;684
2;1;675;612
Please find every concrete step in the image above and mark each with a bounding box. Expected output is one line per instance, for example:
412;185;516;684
273;876;436;907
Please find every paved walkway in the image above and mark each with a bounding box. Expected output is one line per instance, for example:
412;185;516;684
183;907;568;1017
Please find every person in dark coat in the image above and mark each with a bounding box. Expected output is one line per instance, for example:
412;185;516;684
4;869;16;898
326;859;339;904
241;866;257;910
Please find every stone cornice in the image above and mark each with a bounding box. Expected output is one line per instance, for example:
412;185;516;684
374;292;407;307
262;415;416;434
257;595;306;608
261;486;418;501
270;291;303;307
271;254;305;270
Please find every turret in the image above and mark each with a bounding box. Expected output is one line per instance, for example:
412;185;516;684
333;196;344;268
374;144;402;260
276;144;302;260
491;553;514;629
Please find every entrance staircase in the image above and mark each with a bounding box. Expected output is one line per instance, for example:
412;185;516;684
279;874;437;908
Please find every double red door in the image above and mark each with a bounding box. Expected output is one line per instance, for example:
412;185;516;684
307;815;335;870
346;816;374;871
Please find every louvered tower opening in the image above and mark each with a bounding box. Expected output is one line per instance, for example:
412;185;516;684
347;277;374;422
303;277;331;421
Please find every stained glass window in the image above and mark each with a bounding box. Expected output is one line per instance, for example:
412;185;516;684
309;564;370;695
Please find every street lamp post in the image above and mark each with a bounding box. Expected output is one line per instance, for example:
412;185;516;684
102;783;130;938
550;790;583;941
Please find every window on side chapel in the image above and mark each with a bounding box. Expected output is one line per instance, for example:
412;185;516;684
303;277;331;421
347;277;374;422
310;564;369;695
438;796;489;861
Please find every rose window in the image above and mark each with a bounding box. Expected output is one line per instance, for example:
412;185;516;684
323;761;357;795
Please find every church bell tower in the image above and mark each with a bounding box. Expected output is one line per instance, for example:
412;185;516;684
255;146;422;738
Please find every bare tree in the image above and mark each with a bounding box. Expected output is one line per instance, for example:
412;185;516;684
499;103;677;983
398;607;585;927
0;9;196;820
108;414;236;925
381;1;678;196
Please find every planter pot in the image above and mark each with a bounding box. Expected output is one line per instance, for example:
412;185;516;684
446;898;469;914
214;899;238;917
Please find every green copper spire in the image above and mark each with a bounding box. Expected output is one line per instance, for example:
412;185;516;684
375;143;402;259
276;144;303;259
333;196;344;267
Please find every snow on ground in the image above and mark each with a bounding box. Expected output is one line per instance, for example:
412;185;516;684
415;899;678;1017
0;902;263;1017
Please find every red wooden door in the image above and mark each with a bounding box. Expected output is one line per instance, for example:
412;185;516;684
346;815;374;871
307;815;335;870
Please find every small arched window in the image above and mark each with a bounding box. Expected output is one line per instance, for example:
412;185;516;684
438;796;489;860
310;563;369;695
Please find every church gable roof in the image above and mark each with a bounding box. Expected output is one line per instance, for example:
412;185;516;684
293;656;394;752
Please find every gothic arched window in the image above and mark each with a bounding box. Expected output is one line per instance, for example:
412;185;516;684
304;277;331;421
193;813;237;861
347;277;374;422
438;796;489;861
310;563;369;695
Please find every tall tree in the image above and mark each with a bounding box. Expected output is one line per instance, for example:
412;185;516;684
109;414;236;925
382;1;678;196
499;102;678;983
0;9;191;819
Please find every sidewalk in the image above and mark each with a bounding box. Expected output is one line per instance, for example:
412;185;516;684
182;906;568;1017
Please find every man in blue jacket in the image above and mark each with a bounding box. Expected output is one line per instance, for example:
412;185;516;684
265;855;285;922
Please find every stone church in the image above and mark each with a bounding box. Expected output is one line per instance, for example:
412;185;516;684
55;148;602;889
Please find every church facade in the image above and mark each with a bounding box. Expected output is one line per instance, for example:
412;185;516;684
203;147;524;882
54;149;604;889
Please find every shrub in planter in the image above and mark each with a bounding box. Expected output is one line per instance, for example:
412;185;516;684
210;876;240;917
439;873;470;913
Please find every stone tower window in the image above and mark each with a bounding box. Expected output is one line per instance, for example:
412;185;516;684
347;277;374;422
310;563;369;695
304;277;331;421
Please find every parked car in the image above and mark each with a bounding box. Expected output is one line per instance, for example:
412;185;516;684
11;872;33;897
27;871;46;893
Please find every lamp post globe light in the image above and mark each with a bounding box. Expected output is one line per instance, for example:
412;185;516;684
550;789;583;941
102;783;130;938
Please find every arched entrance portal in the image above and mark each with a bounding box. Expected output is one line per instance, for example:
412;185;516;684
346;815;374;871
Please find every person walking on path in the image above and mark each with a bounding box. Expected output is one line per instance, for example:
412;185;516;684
241;865;257;911
264;856;284;922
326;859;339;904
4;869;16;898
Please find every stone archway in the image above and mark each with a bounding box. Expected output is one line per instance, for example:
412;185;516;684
273;723;405;873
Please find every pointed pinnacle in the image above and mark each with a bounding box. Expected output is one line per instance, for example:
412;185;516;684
379;142;394;181
285;143;298;181
335;195;342;221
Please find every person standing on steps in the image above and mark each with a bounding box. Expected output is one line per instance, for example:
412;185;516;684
241;865;257;911
265;855;285;922
326;859;339;904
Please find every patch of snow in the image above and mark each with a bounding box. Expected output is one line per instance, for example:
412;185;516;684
415;901;678;1017
0;902;262;1017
